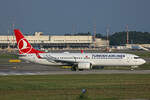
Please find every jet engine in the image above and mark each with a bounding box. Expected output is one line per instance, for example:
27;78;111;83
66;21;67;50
78;62;92;69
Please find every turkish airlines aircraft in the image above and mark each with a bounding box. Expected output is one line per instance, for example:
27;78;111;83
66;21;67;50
14;29;146;71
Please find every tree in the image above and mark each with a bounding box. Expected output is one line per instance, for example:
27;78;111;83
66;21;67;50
109;31;150;45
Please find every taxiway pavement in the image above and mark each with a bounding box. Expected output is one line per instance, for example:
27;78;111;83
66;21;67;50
0;62;150;75
0;58;150;75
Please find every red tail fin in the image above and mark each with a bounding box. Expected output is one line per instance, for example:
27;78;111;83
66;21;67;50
14;29;45;54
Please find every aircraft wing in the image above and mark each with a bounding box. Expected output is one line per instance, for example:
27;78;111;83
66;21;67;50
42;55;76;65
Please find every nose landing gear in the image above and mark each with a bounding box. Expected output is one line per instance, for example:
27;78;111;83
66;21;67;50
130;66;139;71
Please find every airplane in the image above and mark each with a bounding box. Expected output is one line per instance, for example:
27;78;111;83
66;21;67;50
14;29;146;71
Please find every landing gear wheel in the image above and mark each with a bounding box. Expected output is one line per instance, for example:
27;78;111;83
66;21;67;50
130;69;134;71
71;67;77;71
79;69;84;71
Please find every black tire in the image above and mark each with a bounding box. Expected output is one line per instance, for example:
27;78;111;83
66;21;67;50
71;67;77;71
79;69;84;71
100;66;104;69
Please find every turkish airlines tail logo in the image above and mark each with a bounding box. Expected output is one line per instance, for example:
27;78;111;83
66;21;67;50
18;38;32;54
19;39;30;50
14;29;45;54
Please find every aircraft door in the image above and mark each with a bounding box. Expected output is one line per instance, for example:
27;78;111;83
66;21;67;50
126;56;130;64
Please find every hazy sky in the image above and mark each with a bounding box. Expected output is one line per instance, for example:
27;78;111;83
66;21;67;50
0;0;150;35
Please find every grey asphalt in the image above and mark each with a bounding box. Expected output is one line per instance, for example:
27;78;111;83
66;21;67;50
0;62;150;75
0;55;150;75
0;69;150;75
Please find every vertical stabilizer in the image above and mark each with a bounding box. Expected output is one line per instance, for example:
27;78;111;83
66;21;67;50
14;29;45;54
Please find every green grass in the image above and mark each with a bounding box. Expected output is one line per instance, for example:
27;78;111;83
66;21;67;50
0;54;18;59
116;51;150;58
131;51;150;58
0;74;150;100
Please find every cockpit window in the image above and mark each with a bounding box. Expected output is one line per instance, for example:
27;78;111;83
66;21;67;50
134;57;140;59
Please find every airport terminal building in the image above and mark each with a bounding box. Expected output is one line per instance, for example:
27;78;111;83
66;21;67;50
0;32;108;49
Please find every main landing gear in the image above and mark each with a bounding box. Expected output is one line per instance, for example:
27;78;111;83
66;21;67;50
71;66;84;71
71;66;77;71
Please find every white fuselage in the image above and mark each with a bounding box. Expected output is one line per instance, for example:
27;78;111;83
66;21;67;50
19;53;146;67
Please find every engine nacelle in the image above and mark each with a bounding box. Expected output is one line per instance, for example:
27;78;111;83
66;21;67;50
78;62;92;69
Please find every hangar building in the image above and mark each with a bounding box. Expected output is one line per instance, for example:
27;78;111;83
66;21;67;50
0;32;108;49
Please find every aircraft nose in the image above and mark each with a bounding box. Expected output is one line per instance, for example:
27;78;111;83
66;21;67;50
141;59;146;64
